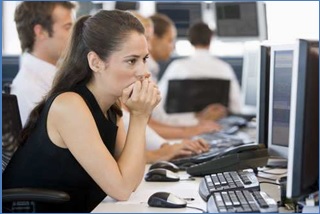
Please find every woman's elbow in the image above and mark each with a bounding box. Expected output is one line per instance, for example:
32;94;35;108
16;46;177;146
111;189;132;201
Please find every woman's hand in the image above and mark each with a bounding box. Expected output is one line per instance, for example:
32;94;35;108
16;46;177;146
121;79;161;117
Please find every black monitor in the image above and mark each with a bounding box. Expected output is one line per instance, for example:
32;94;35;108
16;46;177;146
156;2;203;38
286;39;319;199
267;44;297;161
256;45;271;149
165;78;230;113
2;55;20;84
115;1;139;11
213;1;267;42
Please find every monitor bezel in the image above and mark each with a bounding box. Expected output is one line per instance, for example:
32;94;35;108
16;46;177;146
256;45;271;148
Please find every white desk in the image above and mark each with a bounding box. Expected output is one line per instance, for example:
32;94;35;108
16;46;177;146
92;166;291;213
92;165;206;213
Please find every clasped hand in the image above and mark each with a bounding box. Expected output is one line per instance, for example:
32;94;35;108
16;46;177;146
121;79;161;117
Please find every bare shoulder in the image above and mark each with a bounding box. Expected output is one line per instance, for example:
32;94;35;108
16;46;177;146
49;92;90;118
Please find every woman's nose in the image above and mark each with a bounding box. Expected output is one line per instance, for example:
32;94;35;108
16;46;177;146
137;66;151;80
144;70;151;79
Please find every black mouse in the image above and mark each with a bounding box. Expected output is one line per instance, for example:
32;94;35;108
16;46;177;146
149;160;180;172
148;192;187;208
145;168;180;182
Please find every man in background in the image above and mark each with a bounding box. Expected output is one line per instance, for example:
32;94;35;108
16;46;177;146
147;13;177;82
152;22;242;126
11;1;76;126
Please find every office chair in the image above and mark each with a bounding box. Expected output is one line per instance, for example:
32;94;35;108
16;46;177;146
2;93;70;212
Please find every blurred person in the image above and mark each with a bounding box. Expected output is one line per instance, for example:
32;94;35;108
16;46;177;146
11;1;77;126
152;22;242;127
148;13;177;82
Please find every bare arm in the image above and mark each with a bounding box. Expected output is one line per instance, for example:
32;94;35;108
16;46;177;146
148;117;220;139
48;80;160;201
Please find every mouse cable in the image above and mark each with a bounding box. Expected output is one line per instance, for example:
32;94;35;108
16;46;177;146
186;205;206;213
180;177;196;181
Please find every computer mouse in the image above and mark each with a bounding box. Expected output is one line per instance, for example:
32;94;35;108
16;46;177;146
148;192;187;208
145;168;180;182
149;160;180;172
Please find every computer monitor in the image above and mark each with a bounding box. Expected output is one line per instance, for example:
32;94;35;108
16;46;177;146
218;56;243;86
267;43;297;160
156;2;204;38
240;43;261;115
286;39;319;199
2;55;20;93
256;45;271;149
115;1;139;11
165;78;230;113
213;1;267;42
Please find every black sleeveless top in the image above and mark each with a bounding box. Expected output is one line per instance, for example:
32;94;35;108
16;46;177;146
3;85;118;212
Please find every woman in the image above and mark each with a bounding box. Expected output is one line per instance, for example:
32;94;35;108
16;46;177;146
3;10;160;212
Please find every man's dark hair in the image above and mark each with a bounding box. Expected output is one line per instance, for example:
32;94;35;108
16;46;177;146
188;22;213;46
14;1;76;52
150;13;174;38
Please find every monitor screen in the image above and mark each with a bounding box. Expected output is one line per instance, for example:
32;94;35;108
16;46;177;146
156;2;203;38
286;39;319;199
256;45;271;149
267;44;297;159
213;1;267;41
165;78;230;113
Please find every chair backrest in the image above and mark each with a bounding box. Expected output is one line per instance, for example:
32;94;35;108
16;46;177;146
165;78;230;113
2;93;23;172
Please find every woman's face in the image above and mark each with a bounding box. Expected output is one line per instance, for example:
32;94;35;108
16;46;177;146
102;31;150;96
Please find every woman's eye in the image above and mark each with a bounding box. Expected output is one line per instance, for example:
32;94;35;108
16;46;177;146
143;56;149;63
128;59;137;65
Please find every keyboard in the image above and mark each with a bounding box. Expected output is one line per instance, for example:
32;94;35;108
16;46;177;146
170;138;245;169
207;190;278;213
199;170;260;201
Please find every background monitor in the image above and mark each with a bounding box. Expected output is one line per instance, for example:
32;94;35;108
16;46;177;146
165;78;230;113
240;43;261;115
256;45;271;149
156;2;203;38
2;55;20;93
213;1;268;42
267;43;298;160
286;39;319;199
115;1;139;11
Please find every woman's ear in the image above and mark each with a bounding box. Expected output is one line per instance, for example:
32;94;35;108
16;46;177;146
87;51;104;73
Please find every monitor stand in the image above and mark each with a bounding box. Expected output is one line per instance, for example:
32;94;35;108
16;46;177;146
266;156;287;168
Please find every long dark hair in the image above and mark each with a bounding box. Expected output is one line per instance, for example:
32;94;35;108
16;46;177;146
20;10;145;143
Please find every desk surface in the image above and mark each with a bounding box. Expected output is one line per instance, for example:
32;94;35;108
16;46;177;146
92;166;291;213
